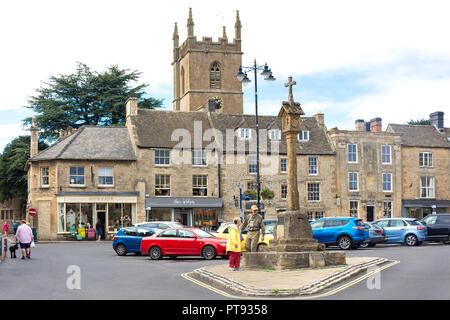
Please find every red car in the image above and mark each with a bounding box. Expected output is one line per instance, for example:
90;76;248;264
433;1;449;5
140;227;228;260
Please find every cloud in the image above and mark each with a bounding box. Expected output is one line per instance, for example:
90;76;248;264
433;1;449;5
0;123;29;152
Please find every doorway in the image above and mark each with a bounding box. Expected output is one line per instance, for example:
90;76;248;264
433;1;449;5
175;208;191;226
367;206;374;222
96;211;106;240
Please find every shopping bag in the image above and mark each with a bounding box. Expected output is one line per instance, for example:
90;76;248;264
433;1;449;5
30;241;35;248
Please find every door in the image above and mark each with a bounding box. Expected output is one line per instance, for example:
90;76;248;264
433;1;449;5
322;219;343;243
387;219;407;242
367;206;374;222
97;211;106;240
177;229;200;255
123;228;140;251
156;228;179;254
175;208;191;227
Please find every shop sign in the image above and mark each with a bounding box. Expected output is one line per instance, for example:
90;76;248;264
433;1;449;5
146;197;222;209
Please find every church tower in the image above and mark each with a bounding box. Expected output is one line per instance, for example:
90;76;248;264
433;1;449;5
172;9;244;114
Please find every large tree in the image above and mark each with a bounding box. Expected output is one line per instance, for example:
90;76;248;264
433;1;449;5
0;136;48;205
23;62;163;141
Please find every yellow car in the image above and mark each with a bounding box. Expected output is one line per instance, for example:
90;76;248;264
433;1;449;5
215;219;276;252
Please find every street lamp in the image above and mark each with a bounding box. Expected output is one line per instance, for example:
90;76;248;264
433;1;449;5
236;59;276;215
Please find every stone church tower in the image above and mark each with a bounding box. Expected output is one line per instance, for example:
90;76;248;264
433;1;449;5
172;8;244;114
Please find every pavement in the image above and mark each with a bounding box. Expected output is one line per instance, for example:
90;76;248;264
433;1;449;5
187;256;391;297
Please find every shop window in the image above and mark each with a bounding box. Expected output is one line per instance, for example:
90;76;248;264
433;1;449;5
147;208;172;222
193;208;219;231
108;203;132;233
41;167;49;187
98;167;114;186
307;183;320;202
155;174;171;196
155;149;170;165
58;203;66;232
70;167;85;185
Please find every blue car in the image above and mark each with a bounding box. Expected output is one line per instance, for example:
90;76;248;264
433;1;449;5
372;218;427;246
310;217;370;250
113;227;159;256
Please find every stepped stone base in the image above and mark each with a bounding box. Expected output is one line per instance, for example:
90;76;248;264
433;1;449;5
242;251;346;270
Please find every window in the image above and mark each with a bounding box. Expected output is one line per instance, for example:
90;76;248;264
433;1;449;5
307;183;320;202
123;228;137;236
179;229;196;238
298;130;309;141
181;67;185;94
158;229;178;238
420;176;435;198
383;201;392;218
307;212;314;221
349;172;358;191
69;167;85;185
389;219;407;227
41;167;49;187
423;215;437;225
155;149;170;165
210;62;221;89
98;167;114;186
308;157;318;175
382;145;391;164
281;184;287;200
192;150;207;166
137;228;155;237
238;128;251;140
348;144;357;163
249;155;257;174
324;219;344;228
247;181;258;190
269;129;281;141
193;175;208;196
315;211;324;220
375;220;389;228
419;152;433;167
311;219;325;229
280;158;287;173
349;200;359;218
155;174;171;196
382;173;392;192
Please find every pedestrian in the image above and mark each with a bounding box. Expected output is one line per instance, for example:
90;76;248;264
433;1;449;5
13;220;18;235
3;221;9;237
95;218;103;241
226;218;243;271
15;220;34;260
240;205;265;252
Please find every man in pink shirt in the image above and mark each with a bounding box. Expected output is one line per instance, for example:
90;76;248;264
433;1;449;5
15;220;34;259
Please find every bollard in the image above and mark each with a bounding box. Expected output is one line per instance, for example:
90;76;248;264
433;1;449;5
1;234;5;261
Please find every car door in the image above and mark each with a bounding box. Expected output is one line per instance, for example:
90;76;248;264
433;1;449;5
123;228;140;251
156;229;179;254
422;215;438;239
387;219;407;242
177;229;200;255
430;216;450;239
310;219;326;242
136;228;156;249
322;219;341;243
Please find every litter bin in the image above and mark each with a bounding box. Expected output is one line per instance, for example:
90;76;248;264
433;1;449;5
32;228;38;243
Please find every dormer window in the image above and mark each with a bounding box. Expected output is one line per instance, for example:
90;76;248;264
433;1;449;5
298;130;309;141
238;128;251;140
269;129;281;141
210;62;221;89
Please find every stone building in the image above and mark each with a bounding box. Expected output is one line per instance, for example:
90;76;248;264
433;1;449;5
328;118;403;221
386;112;450;218
0;197;22;226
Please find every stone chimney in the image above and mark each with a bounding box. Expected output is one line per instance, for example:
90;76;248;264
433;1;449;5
430;111;444;130
314;111;325;131
355;119;366;131
369;117;382;132
30;118;39;157
126;97;138;118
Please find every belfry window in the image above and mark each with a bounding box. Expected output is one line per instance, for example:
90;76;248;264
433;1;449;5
210;62;221;89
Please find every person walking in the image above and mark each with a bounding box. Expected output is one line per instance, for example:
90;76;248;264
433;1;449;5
13;220;18;235
15;220;34;260
2;221;9;237
226;218;243;271
95;218;103;241
240;205;265;252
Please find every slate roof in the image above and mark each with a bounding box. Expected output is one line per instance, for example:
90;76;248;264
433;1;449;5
387;124;450;148
29;126;136;161
130;109;335;155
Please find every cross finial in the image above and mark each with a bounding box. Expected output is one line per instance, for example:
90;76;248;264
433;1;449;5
284;76;297;104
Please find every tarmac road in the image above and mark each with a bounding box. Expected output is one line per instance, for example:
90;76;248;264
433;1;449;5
0;241;448;300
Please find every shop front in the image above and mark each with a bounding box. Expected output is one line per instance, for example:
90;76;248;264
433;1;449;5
403;199;450;219
56;192;138;240
146;197;222;231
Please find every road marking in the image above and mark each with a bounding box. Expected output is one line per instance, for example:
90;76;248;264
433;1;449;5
181;260;400;300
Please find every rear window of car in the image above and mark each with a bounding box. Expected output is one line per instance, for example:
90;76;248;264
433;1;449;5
193;229;214;238
406;220;421;226
354;220;365;227
158;229;178;237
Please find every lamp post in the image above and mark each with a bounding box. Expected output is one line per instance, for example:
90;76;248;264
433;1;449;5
236;60;276;215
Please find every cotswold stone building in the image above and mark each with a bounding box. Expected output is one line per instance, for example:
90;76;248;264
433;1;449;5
25;9;449;240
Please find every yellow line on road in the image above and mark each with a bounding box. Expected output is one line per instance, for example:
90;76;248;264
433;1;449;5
181;260;400;300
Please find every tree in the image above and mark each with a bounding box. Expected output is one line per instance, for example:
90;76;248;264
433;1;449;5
0;136;48;206
23;62;163;141
407;119;430;125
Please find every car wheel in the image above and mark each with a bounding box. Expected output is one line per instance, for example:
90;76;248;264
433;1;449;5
149;246;163;260
114;244;127;256
444;235;450;244
202;245;217;260
257;243;267;252
405;234;418;246
359;242;369;248
368;243;376;248
337;236;352;250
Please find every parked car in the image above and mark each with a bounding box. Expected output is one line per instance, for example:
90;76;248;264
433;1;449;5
310;217;370;250
372;218;427;246
215;219;276;252
420;214;450;244
113;226;158;256
359;222;388;248
134;221;183;229
140;227;228;260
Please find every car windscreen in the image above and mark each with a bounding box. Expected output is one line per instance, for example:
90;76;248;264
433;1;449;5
192;229;215;238
406;220;421;226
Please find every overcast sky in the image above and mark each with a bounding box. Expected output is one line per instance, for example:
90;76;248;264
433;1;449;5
1;0;449;151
